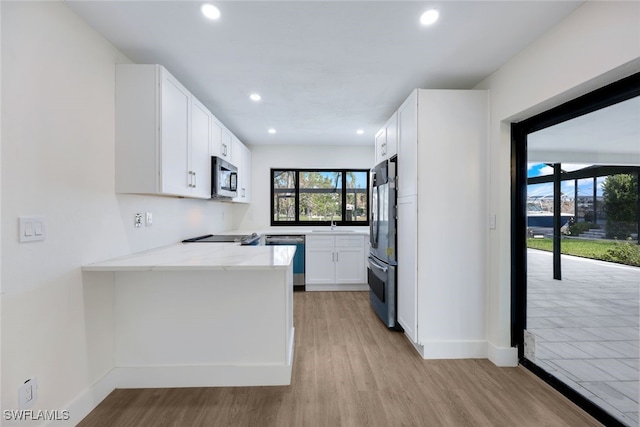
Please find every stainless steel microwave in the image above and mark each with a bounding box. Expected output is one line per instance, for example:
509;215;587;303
211;156;238;199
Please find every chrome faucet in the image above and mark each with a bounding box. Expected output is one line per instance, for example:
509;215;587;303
331;220;336;230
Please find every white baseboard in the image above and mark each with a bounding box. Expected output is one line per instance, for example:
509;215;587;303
54;329;295;426
51;369;119;427
487;342;518;367
404;336;518;367
306;283;368;291
416;340;488;359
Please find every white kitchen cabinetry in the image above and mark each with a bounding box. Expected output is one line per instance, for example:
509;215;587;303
375;112;398;164
396;93;418;198
305;234;367;291
233;141;252;203
374;128;386;164
221;127;233;161
210;118;233;161
190;97;213;198
305;236;334;285
115;64;210;198
211;120;222;158
395;89;488;359
211;115;251;204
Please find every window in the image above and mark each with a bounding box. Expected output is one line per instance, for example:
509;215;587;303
271;169;369;226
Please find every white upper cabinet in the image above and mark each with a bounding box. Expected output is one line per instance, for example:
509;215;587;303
210;119;223;158
115;64;251;202
232;141;252;204
190;97;213;198
115;64;211;199
384;112;398;160
211;118;233;160
374;127;387;164
374;112;398;164
396;91;418;198
158;70;191;196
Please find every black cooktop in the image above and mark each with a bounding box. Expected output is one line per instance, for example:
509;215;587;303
182;233;261;245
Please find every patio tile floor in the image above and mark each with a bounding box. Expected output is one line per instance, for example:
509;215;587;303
527;249;639;426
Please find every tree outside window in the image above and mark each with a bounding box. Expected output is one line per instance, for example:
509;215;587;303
271;169;369;226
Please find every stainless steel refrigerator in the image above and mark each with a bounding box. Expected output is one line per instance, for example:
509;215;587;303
368;159;400;329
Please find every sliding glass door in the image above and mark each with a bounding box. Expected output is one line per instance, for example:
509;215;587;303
512;73;640;426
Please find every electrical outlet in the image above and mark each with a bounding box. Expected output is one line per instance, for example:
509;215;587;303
18;378;37;410
145;212;153;226
134;213;142;228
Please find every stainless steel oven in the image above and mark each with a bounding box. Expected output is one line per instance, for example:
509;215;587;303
368;256;397;328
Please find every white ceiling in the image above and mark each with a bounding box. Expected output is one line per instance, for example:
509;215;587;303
66;0;584;147
528;96;640;165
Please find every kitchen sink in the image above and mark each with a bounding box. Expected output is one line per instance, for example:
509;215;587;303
311;229;354;232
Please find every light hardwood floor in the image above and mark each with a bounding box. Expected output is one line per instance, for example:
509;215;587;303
78;291;601;426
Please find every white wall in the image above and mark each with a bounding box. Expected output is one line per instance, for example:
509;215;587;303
232;144;374;230
0;0;4;416
475;1;640;365
1;1;234;423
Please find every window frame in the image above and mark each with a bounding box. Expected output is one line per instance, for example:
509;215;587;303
271;168;370;227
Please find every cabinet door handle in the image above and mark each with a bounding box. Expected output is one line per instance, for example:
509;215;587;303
187;171;193;188
193;171;197;188
336;252;339;262
332;252;335;262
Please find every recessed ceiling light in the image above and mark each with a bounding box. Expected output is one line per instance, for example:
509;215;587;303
268;128;276;134
201;4;221;20
420;9;439;26
250;93;261;102
356;129;364;135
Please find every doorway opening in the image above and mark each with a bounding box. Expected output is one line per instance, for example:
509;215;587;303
512;72;640;426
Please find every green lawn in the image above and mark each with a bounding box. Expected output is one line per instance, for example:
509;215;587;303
528;238;615;258
527;238;640;267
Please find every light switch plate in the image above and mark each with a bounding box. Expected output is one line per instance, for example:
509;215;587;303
488;214;496;230
19;217;46;242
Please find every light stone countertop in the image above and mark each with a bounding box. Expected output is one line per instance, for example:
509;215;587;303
82;242;296;272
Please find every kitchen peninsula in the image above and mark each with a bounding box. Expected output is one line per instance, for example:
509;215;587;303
82;243;296;388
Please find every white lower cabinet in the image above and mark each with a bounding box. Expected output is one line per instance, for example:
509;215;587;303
305;234;367;291
305;238;334;285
